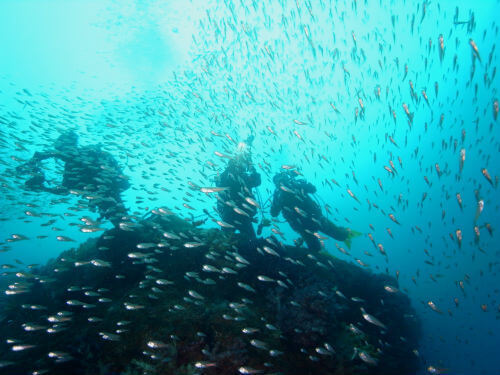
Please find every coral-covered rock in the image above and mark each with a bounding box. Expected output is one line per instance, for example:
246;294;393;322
0;214;420;374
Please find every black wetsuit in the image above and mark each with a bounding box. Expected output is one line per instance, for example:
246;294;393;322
23;145;129;226
271;177;349;251
216;162;261;240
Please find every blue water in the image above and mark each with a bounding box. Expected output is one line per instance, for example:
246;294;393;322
1;0;499;374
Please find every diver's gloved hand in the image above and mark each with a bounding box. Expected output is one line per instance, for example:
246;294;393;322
293;237;304;247
246;134;255;146
260;218;271;227
16;160;38;175
25;174;45;191
16;163;27;174
256;218;271;235
344;229;362;250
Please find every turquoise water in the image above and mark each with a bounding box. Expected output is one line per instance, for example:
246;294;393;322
0;0;499;374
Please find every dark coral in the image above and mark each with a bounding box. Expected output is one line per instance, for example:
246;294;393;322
0;213;420;374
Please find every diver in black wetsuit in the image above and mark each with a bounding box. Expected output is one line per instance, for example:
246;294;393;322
16;130;130;227
216;135;261;240
270;171;359;252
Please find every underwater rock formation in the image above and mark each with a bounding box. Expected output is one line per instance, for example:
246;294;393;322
0;213;420;374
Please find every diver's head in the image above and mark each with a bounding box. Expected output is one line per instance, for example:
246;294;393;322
227;157;244;173
273;172;287;186
232;147;252;168
237;141;249;155
54;130;78;151
272;173;281;186
246;134;255;147
236;135;254;162
273;170;296;186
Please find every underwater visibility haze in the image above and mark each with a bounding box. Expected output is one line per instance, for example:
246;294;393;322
0;0;499;374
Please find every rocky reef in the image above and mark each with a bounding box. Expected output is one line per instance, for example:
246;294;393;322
0;213;420;374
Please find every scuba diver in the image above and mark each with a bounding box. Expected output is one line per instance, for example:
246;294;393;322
216;135;261;240
16;130;130;227
270;170;360;252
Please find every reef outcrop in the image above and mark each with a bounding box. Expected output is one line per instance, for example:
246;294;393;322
0;213;420;374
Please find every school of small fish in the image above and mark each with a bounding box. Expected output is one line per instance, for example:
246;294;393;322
0;0;499;374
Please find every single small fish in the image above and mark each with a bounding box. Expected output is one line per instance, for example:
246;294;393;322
459;149;465;173
127;252;152;259
262;246;280;256
155;279;173;285
137;243;157;249
184;242;205;248
427;366;449;374
163;232;180;240
359;351;378;365
481;168;493;186
456;193;463;210
244;197;260;208
147;340;168;349
22;323;48;331
215;220;234;228
315;347;333;356
11;234;29;241
455;229;462;248
239;367;262;374
237;282;256;293
475;199;484;222
402;103;414;123
438;34;444;62
347;188;360;202
80;226;104;233
361;308;387;329
257;275;274;282
388;213;400;224
485;223;493;236
384;285;399;293
469;39;481;62
427;301;443;313
195;362;216;369
201;186;228;193
335;290;347;299
56;236;74;242
90;259;111;267
324;342;335;353
276;280;288;288
188;290;204;300
123;302;144;310
202;264;220;273
250;339;268;350
11;344;36;351
233;207;250;217
235;255;250;264
269;349;283;357
265;323;278;331
99;332;120;341
242;327;259;334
